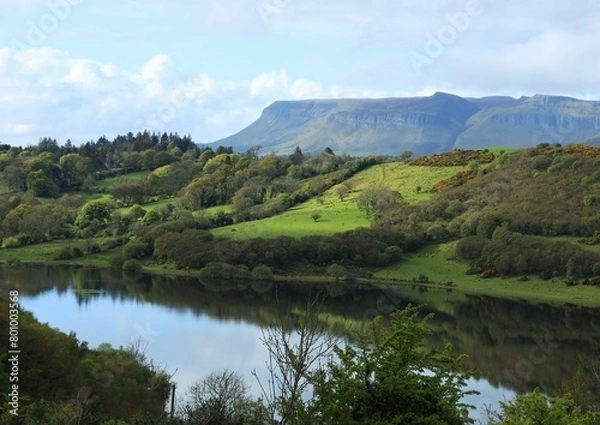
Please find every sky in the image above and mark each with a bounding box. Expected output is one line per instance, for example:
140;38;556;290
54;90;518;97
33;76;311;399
1;0;600;146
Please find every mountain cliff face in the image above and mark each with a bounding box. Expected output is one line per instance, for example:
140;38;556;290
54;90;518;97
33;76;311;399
209;93;600;156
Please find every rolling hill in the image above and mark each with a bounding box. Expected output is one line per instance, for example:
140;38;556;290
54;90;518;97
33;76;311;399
209;92;600;156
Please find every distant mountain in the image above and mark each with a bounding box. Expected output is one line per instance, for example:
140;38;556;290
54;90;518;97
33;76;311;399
208;92;600;156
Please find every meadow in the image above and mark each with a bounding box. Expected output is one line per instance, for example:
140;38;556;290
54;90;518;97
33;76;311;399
375;241;600;308
213;162;466;239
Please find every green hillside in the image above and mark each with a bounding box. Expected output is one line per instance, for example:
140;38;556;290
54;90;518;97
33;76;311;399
213;162;466;239
1;136;600;307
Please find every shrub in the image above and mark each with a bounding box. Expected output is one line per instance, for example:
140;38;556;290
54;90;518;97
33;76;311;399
86;241;101;254
199;262;238;280
2;236;21;248
128;204;147;220
593;262;600;276
110;254;125;269
55;246;72;260
327;264;348;280
531;155;552;171
103;237;129;249
122;240;152;260
5;258;21;267
251;265;274;281
122;259;142;273
141;209;161;224
426;224;449;240
384;245;403;261
54;245;83;260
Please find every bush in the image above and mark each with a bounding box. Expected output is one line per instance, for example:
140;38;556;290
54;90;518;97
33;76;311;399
531;155;552;170
86;241;101;254
103;237;129;249
122;259;142;273
110;254;125;269
1;236;21;248
426;224;449;240
141;209;161;224
251;265;274;281
54;246;84;260
327;264;348;280
199;262;238;280
384;245;403;261
593;262;600;276
122;240;152;260
5;258;21;268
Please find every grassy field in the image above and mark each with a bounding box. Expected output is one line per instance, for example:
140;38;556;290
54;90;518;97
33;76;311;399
0;238;110;264
90;171;150;191
213;162;467;240
375;241;600;308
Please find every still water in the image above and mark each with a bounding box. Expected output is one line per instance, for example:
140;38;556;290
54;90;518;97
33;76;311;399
3;265;600;423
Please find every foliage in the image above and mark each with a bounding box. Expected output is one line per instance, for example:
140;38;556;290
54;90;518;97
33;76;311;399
153;229;216;269
199;262;250;281
310;307;474;425
27;169;60;198
2;236;21;248
251;264;274;281
122;240;152;260
486;389;600;425
410;149;494;166
110;182;148;206
54;245;84;260
326;263;348;279
357;186;403;218
75;200;114;233
122;259;143;273
110;254;125;269
184;369;269;425
455;234;600;278
0;301;171;424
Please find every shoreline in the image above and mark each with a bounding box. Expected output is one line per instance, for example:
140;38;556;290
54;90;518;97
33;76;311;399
2;257;599;308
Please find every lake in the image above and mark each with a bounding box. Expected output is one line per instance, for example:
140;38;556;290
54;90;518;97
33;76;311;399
3;264;600;423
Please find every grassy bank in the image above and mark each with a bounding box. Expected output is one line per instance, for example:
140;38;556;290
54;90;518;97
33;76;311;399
2;239;599;308
375;242;600;308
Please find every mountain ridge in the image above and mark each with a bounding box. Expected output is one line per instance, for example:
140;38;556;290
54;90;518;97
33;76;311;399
209;92;600;156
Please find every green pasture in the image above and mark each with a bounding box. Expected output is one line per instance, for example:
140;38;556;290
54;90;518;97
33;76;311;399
90;171;149;191
213;162;466;240
0;238;111;265
376;241;600;308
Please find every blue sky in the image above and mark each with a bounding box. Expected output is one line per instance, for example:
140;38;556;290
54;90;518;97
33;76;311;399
1;0;600;146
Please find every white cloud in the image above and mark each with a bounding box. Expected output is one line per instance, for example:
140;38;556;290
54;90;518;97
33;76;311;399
0;48;380;146
1;0;600;146
250;70;289;97
1;122;32;135
290;79;324;99
63;59;102;87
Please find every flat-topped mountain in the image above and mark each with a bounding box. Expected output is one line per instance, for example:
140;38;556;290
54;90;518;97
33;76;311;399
209;92;600;155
